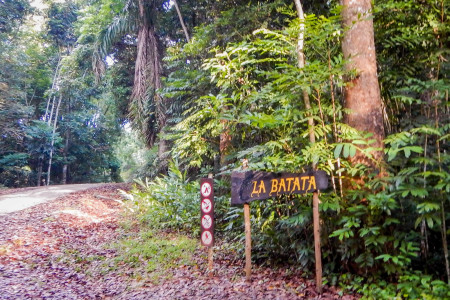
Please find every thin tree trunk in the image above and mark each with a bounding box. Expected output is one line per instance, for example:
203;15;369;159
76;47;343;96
37;156;43;186
422;131;429;259
328;50;344;197
62;130;70;185
45;58;62;121
435;3;449;281
441;199;449;284
62;99;71;184
47;96;56;125
173;0;190;42
293;0;322;293
435;100;450;283
341;0;385;167
47;95;62;185
220;118;231;166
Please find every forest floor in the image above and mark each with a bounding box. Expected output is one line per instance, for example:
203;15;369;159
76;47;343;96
0;184;358;299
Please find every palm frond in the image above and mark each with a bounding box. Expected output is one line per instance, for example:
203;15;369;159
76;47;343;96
92;0;138;79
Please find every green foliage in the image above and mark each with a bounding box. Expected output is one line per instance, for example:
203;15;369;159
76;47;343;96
115;230;197;283
346;271;450;299
46;1;78;47
114;127;157;181
0;153;32;187
123;160;231;240
0;0;448;292
126;161;202;234
171;6;349;174
161;0;449;291
0;0;32;34
0;0;124;186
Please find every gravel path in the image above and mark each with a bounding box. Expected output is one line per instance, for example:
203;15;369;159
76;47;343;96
0;184;104;215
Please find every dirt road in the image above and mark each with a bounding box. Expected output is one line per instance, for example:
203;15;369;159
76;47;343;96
0;183;356;299
0;183;131;299
0;184;104;215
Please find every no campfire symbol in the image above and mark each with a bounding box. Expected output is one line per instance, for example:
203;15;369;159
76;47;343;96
200;178;214;247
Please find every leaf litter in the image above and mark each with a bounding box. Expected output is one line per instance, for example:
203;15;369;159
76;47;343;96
0;184;358;299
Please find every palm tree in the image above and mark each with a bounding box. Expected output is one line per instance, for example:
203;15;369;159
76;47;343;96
95;0;190;173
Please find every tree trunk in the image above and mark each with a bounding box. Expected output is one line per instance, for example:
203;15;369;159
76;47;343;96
173;0;190;42
293;0;322;293
132;0;168;173
45;57;62;121
47;95;62;185
37;156;43;186
341;0;385;167
62;129;70;184
219;119;231;166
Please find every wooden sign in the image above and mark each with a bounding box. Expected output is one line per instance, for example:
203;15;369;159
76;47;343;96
200;178;214;247
231;170;328;205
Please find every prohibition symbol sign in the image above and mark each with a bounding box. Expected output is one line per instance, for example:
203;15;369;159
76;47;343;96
200;178;214;248
201;231;213;246
201;214;212;229
201;182;212;197
201;198;212;213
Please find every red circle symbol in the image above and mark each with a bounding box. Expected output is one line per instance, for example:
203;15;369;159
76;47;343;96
201;198;212;213
201;230;213;246
201;214;212;229
201;182;212;197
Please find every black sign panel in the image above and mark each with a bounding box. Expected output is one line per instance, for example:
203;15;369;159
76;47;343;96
200;178;214;247
231;170;329;205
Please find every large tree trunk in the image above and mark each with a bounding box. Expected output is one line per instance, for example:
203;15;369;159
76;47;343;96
132;0;168;173
341;0;385;167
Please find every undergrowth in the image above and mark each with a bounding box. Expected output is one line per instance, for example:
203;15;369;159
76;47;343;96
113;229;198;284
335;271;450;300
120;158;450;298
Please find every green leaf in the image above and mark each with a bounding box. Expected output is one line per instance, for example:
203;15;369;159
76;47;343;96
376;254;391;262
410;188;428;197
352;140;366;145
404;147;411;158
343;144;350;158
417;202;440;213
334;143;343;158
349;145;356;157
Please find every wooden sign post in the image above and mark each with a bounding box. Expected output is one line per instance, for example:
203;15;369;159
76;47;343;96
200;175;214;270
242;160;251;281
313;191;322;292
244;202;251;281
231;167;328;287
